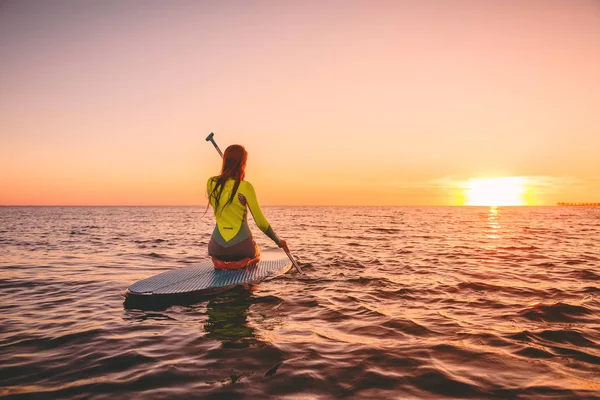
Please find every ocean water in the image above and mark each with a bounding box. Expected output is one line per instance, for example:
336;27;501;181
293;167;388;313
1;206;599;399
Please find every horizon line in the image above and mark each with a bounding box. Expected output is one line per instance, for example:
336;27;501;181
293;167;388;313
0;204;556;208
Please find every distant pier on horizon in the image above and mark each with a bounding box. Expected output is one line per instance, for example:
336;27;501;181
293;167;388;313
557;202;600;206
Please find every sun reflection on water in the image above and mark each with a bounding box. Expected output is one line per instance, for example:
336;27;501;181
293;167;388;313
486;206;501;239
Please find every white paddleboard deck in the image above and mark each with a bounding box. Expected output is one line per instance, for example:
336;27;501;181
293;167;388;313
126;250;292;297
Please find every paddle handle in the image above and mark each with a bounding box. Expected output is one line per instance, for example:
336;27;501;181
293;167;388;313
205;132;223;157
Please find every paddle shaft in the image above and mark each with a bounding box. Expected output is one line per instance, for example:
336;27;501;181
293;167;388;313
206;132;304;274
284;248;303;274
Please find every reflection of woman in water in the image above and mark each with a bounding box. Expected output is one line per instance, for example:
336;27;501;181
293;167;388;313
204;288;256;348
206;145;289;268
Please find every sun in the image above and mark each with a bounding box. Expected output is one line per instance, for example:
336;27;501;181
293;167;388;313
460;177;529;206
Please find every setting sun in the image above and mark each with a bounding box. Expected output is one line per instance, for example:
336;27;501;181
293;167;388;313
460;177;529;206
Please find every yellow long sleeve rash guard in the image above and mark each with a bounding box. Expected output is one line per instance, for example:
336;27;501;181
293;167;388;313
207;177;280;247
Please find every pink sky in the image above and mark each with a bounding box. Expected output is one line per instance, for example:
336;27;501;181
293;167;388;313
1;0;599;205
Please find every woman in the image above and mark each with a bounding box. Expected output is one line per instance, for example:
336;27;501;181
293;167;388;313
206;144;288;269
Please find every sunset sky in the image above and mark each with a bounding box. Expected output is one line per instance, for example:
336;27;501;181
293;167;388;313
1;0;599;206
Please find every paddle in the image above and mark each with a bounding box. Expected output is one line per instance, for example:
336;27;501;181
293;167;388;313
205;132;223;157
205;132;304;274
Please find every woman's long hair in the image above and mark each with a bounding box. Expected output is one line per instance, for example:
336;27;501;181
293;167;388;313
208;144;247;213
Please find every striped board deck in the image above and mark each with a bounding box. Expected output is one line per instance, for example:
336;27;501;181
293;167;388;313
125;250;292;298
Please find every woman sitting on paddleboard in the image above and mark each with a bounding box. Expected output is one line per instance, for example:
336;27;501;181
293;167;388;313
207;144;288;269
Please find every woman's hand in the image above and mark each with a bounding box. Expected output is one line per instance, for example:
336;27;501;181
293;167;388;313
278;239;290;253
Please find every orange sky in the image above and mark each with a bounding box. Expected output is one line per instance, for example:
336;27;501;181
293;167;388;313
1;0;599;206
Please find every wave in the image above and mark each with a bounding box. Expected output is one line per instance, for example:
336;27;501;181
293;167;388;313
519;302;595;323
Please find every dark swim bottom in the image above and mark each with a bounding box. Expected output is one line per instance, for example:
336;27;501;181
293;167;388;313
211;251;260;270
208;236;259;262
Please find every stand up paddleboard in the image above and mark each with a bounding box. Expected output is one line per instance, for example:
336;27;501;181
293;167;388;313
125;249;292;299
